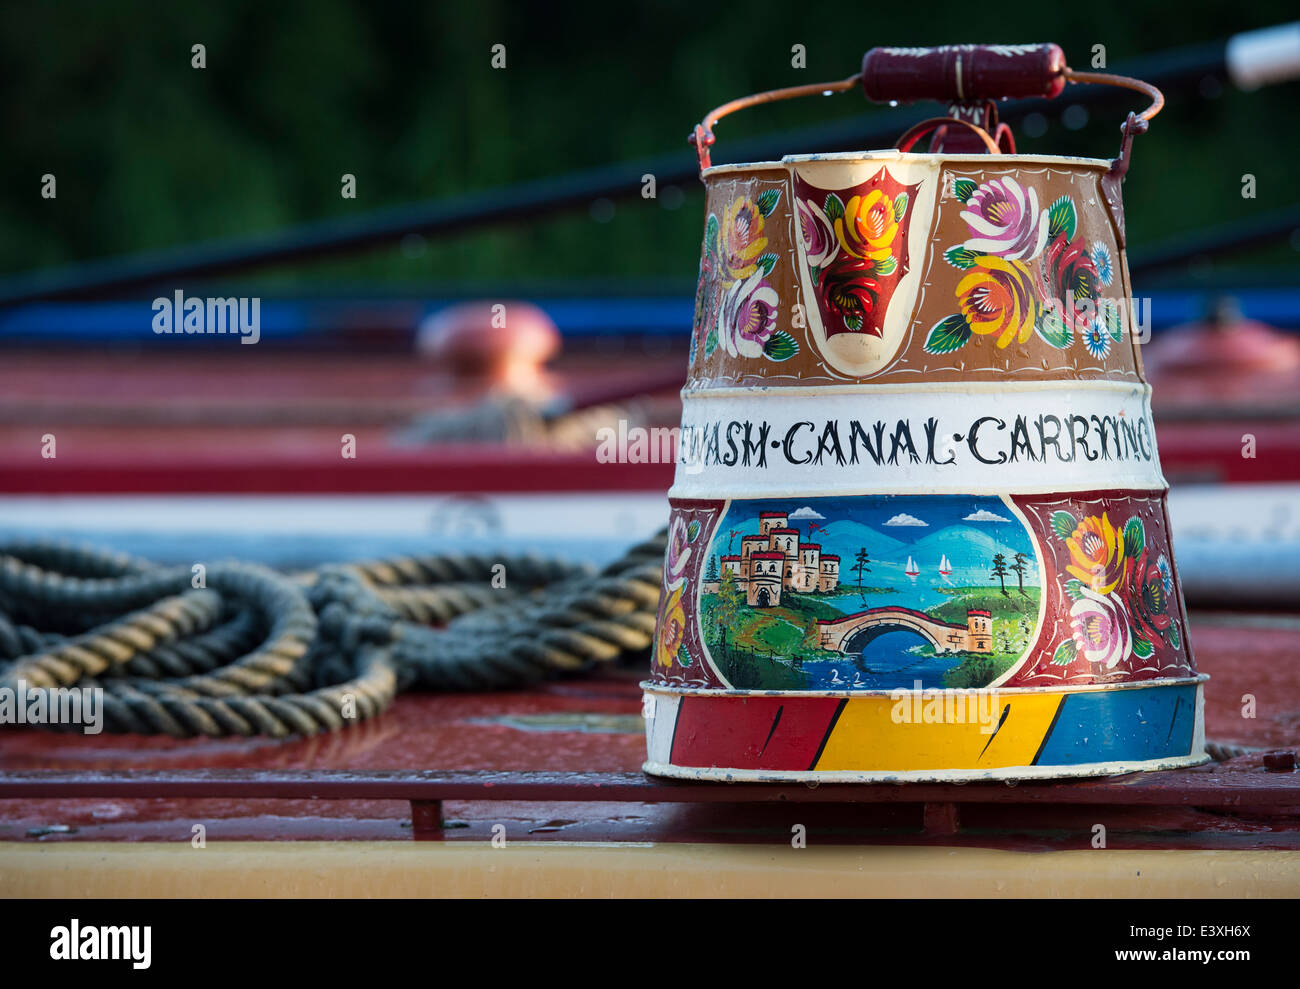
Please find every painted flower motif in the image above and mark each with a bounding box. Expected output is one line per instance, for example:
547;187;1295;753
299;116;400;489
818;255;880;334
955;255;1037;348
691;254;718;362
718;197;768;284
795;198;839;268
1156;554;1174;597
959;176;1048;261
665;514;693;581
1125;549;1173;640
1082;317;1110;360
1069;586;1133;670
655;585;687;670
835;189;898;263
1065;512;1126;595
716;271;779;358
1040;233;1101;332
1091;242;1114;286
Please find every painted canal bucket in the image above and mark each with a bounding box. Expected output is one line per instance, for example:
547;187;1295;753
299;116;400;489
644;44;1208;781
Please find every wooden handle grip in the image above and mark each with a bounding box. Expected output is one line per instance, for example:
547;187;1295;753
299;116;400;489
860;44;1067;104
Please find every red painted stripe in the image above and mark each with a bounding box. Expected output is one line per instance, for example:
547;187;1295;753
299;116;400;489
670;695;844;771
0;448;675;494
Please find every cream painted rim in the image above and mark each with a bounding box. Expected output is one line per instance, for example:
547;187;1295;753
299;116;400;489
703;151;1113;178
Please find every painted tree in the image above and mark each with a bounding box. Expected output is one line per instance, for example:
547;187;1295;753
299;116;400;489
990;552;1009;596
715;568;743;649
850;547;871;589
704;555;720;582
1009;551;1028;595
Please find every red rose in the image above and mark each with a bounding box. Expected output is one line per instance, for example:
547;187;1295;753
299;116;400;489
1124;549;1172;642
819;255;880;335
1040;233;1100;331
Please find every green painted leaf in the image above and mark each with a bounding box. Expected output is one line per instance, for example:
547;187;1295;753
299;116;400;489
686;519;701;542
1051;640;1077;666
677;644;693;667
756;188;782;217
924;313;971;354
824;193;845;222
953;178;977;203
893;192;909;220
1132;635;1154;659
1047;195;1077;241
1051;511;1078;540
1168;620;1181;650
703;327;718;358
1123;516;1145;558
944;246;979;269
762;330;799;362
1064;578;1087;601
757;252;779;277
873;255;897;277
1035;307;1072;349
1104;302;1125;342
843;312;864;332
704;214;719;257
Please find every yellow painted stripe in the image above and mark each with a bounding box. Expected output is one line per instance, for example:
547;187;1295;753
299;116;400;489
814;693;1064;771
1;843;1297;898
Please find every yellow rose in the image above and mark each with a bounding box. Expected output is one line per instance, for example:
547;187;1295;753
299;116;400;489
836;189;898;262
1066;513;1127;595
718;198;767;284
655;586;687;669
956;255;1037;348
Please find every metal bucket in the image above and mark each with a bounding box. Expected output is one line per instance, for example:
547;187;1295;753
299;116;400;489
644;44;1207;781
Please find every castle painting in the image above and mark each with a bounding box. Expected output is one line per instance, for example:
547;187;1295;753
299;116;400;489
701;510;840;605
698;495;1042;691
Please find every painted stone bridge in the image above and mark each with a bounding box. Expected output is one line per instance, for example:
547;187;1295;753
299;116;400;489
818;606;993;655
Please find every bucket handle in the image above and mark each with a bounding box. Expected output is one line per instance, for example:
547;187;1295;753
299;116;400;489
893;117;1002;155
689;58;1164;175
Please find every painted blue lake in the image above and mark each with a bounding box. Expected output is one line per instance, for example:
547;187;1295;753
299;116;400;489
798;628;958;690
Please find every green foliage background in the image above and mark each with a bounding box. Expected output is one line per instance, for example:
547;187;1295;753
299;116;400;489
1;0;1295;289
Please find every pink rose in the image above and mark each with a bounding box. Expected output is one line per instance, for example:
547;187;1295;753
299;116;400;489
796;198;839;268
1069;587;1133;670
960;176;1048;261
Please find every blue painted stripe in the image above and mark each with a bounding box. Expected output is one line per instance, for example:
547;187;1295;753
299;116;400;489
2;289;1299;342
1034;683;1198;765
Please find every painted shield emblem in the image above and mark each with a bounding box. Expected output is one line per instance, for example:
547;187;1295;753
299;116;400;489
791;162;934;377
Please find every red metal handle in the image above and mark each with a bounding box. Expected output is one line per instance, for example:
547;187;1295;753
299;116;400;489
893;117;1001;154
861;44;1067;103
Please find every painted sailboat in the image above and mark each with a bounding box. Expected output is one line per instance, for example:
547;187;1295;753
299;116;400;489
938;554;952;576
904;555;919;577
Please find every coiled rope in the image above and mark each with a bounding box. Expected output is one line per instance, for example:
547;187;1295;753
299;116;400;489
0;532;665;738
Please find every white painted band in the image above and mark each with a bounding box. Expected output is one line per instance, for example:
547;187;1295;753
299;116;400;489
1226;23;1300;90
670;384;1165;497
